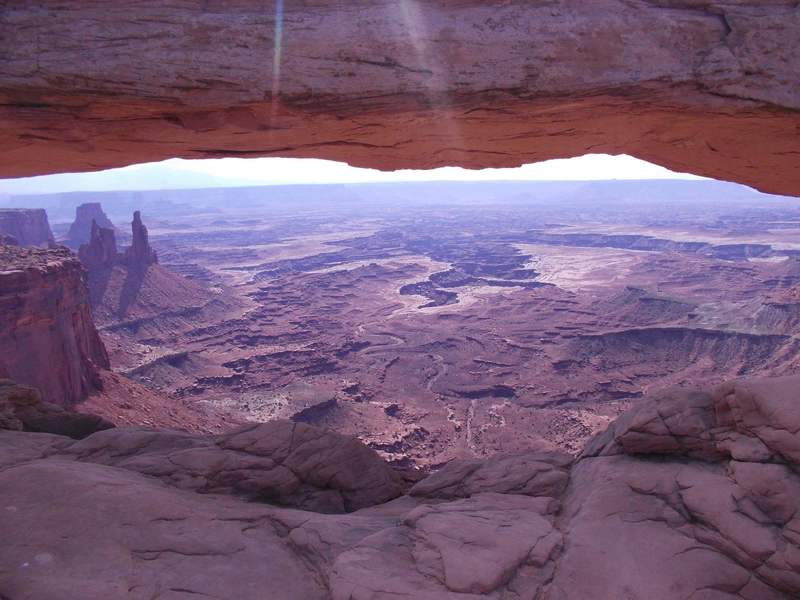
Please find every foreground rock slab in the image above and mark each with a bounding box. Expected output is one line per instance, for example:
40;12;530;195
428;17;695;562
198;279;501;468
1;375;799;598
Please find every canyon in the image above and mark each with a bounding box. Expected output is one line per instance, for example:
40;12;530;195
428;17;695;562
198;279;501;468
15;179;794;470
1;2;799;598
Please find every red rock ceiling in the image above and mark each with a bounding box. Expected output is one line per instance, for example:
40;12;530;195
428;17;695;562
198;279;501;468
1;1;798;195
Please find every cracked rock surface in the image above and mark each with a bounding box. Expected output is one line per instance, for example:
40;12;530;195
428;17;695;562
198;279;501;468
1;375;799;598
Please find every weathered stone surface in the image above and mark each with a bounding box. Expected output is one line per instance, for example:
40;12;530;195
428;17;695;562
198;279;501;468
1;2;799;195
584;376;800;466
714;376;800;464
0;379;114;439
1;376;798;598
0;459;331;600
65;203;116;249
0;209;54;247
410;451;571;500
59;419;405;513
0;245;109;406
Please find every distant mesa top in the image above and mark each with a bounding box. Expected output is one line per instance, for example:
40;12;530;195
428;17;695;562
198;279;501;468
0;209;54;248
65;202;116;249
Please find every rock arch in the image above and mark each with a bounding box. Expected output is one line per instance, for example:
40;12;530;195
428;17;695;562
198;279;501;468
1;1;799;194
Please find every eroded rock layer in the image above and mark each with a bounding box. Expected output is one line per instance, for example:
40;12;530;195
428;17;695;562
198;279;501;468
1;375;798;598
0;245;109;406
0;209;54;247
1;2;799;195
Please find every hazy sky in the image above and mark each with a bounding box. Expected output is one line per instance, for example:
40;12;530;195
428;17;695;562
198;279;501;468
0;154;704;196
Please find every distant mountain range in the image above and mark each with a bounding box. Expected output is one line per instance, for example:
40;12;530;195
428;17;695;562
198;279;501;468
2;179;798;224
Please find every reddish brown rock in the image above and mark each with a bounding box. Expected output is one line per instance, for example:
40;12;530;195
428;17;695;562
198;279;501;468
59;419;405;513
123;211;157;270
0;379;113;439
77;220;118;272
0;244;109;406
0;375;798;598
0;208;54;247
0;2;799;195
64;202;116;249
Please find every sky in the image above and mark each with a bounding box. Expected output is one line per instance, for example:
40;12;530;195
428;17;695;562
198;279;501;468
0;154;705;196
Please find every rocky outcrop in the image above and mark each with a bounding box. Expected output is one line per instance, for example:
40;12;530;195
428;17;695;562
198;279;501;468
60;419;406;513
1;375;798;598
123;211;157;270
77;219;118;273
0;244;109;406
64;202;116;249
0;208;54;247
0;379;113;439
1;3;799;195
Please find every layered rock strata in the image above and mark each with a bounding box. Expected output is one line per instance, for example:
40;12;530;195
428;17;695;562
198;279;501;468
0;245;109;406
64;202;116;249
1;375;798;598
0;208;54;247
0;2;799;195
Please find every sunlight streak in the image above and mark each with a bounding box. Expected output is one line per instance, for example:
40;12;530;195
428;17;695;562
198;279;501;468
270;0;285;124
396;1;465;158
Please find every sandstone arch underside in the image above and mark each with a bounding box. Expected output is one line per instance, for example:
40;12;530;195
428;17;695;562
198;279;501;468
1;1;798;195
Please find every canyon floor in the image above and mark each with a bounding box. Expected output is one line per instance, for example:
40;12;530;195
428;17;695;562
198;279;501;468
71;182;800;469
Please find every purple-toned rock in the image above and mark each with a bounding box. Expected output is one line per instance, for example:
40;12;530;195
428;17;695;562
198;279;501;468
0;244;109;406
123;210;157;270
78;219;118;272
0;208;54;247
65;202;116;249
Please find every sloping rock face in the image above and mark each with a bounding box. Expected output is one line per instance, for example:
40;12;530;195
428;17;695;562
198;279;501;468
0;245;109;406
0;209;54;247
64;202;116;249
1;376;798;598
1;2;799;195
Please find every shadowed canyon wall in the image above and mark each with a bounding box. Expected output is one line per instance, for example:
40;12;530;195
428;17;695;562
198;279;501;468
0;245;109;406
1;1;799;195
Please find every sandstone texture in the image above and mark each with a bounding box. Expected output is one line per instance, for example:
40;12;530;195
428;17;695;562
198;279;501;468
64;203;116;249
1;375;798;599
0;245;109;406
0;209;54;247
0;2;799;195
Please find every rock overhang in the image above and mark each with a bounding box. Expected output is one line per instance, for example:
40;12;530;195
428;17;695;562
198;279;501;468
0;1;799;195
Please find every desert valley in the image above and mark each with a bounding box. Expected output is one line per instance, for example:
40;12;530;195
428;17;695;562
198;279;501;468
4;179;800;469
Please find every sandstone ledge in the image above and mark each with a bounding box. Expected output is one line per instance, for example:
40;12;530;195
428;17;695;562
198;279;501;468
1;375;799;598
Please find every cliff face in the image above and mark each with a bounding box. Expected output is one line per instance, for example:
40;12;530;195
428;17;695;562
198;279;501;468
0;209;54;247
0;2;798;195
0;244;110;406
65;202;116;249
